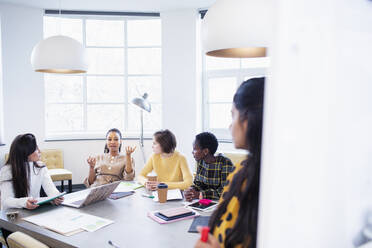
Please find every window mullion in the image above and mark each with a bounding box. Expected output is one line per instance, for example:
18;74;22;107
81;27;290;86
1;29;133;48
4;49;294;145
124;18;129;133
83;17;88;132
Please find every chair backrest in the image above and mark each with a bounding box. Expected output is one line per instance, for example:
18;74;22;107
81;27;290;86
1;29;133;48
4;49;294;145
40;149;64;169
4;149;63;169
220;151;247;167
7;231;49;248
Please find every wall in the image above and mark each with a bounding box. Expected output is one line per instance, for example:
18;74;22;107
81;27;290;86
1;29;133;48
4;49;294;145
161;9;199;169
258;0;372;247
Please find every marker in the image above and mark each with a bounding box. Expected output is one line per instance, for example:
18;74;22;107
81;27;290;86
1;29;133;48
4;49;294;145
200;226;210;242
141;193;154;199
108;240;120;248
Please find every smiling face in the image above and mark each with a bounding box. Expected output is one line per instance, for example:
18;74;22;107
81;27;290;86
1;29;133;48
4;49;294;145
230;104;248;149
106;131;122;153
28;147;40;162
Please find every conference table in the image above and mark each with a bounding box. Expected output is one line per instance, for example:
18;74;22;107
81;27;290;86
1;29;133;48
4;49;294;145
0;188;208;248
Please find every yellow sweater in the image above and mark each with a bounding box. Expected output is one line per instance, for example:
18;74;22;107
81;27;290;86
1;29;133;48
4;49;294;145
138;151;192;190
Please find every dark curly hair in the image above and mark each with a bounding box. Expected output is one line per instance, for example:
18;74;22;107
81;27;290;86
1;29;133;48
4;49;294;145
195;132;218;155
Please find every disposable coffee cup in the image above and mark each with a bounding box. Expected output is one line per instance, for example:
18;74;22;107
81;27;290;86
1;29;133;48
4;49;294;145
157;183;168;203
147;171;158;182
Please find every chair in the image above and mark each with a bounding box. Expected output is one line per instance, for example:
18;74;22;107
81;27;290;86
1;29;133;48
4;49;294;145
40;149;72;193
220;151;248;167
7;231;49;248
4;149;72;193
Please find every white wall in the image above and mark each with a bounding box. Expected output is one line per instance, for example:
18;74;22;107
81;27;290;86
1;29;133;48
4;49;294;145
0;4;209;184
258;0;372;247
161;9;199;170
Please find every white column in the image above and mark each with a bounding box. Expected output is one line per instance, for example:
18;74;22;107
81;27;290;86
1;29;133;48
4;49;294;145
259;0;372;247
161;9;199;170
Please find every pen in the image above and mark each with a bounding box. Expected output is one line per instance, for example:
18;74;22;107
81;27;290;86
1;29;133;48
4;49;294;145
200;226;210;242
141;193;154;199
108;240;120;248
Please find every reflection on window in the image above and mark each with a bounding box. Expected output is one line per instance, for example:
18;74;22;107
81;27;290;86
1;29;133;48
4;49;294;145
44;16;162;138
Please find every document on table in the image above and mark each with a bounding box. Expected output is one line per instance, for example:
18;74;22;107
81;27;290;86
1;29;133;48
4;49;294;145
113;181;144;193
152;189;183;202
23;208;113;236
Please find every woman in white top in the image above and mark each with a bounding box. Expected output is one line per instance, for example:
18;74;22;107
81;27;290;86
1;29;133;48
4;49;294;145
0;133;63;210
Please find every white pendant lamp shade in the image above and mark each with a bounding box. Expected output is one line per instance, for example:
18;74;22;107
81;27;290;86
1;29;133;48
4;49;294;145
202;0;273;58
31;35;88;74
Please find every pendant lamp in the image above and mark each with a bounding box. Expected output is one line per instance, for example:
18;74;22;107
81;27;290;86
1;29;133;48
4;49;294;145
31;0;88;74
202;0;273;58
31;35;88;73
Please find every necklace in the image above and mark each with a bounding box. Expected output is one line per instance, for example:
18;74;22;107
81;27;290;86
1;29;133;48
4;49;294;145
108;154;119;170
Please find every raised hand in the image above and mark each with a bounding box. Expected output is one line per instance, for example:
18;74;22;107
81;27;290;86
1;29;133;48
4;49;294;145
125;146;137;156
87;156;97;169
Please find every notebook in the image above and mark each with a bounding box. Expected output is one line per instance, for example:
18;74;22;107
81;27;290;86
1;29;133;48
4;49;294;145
62;181;120;208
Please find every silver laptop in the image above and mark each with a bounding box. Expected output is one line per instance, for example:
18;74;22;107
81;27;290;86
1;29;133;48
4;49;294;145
62;181;120;208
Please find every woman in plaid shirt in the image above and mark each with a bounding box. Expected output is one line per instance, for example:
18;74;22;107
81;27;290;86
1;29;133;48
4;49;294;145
184;132;234;201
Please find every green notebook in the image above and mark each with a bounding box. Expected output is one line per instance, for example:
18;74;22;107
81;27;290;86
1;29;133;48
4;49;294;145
36;192;67;205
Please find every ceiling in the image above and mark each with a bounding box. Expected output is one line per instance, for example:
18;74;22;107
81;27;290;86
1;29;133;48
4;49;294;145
0;0;216;12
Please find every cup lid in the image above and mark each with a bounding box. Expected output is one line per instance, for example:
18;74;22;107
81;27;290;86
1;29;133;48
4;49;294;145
157;183;168;189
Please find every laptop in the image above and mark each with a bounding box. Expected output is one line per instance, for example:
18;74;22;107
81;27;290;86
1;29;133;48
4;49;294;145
62;181;120;208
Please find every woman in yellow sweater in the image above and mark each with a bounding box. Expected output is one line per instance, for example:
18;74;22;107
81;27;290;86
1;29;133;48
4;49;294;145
138;129;192;190
195;77;265;248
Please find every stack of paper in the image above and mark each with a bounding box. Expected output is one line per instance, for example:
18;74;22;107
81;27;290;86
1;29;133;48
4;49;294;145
113;181;143;193
23;208;113;236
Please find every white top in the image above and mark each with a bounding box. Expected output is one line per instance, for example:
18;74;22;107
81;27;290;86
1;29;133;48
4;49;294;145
0;162;60;210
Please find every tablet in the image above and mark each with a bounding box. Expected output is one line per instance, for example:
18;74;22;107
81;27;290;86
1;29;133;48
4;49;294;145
155;211;195;221
36;192;66;205
158;207;194;218
187;201;218;211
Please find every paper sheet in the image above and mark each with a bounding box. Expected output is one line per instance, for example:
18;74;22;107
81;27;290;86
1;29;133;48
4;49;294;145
23;208;113;236
152;189;183;202
113;181;144;193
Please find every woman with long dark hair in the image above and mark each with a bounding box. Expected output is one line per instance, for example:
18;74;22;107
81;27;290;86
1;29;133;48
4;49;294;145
85;128;136;187
195;77;265;248
0;133;63;210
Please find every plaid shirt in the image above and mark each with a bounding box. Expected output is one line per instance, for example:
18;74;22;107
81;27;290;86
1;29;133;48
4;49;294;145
192;154;234;200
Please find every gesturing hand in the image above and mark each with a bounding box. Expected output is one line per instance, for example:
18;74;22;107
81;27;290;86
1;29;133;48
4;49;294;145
125;146;137;156
87;156;97;169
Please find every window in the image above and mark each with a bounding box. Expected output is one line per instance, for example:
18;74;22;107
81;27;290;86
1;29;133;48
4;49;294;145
44;16;162;139
202;55;269;140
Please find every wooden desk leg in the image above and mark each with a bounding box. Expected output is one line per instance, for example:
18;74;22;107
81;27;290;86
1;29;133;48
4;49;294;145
68;180;72;193
61;180;65;192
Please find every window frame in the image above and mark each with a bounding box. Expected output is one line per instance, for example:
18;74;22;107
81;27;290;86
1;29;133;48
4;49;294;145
201;55;268;140
43;14;162;140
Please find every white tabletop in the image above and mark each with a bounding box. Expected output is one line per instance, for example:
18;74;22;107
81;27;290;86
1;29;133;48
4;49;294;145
0;188;208;248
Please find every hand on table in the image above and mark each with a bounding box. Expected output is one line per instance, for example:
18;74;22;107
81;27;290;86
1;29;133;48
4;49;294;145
184;187;200;202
